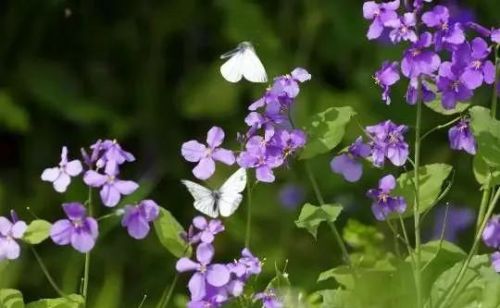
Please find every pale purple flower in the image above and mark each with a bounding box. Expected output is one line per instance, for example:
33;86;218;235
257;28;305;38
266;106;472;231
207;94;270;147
422;5;465;50
458;38;496;90
176;243;231;301
401;32;441;79
237;139;284;183
330;137;371;182
254;289;283;308
431;206;474;242
367;174;406;220
362;0;400;40
278;184;305;210
84;170;139;207
448;118;476;155
182;127;236;180
374;61;400;104
492;29;500;43
41;146;83;193
192;216;225;244
406;79;436;105
483;215;500;249
50;203;98;253
121;200;160;240
0;212;27;261
97;139;135;175
245;102;289;137
366;120;409;167
491;252;500;273
387;12;418;43
271;68;311;99
437;61;473;109
269;129;307;158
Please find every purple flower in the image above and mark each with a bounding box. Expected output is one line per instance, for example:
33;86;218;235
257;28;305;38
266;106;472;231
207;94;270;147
492;29;500;43
362;0;400;40
41;146;83;193
387;12;418;43
121;200;160;240
405;79;436;105
271;68;311;99
0;212;27;261
192;216;225;244
182;127;236;180
437;61;473;109
269;129;307;158
237;139;284;183
366;120;409;167
50;203;98;253
367;174;406;220
483;215;500;249
466;22;492;38
83;170;138;207
176;243;231;301
254;289;283;308
278;184;305;210
330;137;371;182
458;38;496;90
97;139;135;175
491;252;500;273
401;32;441;79
448;118;476;155
245;103;289;137
374;61;400;104
422;5;465;50
431;206;474;243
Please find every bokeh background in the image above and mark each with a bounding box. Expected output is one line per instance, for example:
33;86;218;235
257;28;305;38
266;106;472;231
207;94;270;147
0;0;499;307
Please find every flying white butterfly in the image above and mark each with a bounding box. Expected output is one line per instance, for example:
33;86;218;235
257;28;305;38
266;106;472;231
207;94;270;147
181;168;247;218
220;41;268;83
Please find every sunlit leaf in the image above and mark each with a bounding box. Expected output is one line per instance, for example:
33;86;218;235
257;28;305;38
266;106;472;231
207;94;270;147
26;294;84;308
153;208;191;258
0;289;24;308
23;220;52;245
295;203;343;239
300;106;357;159
469;106;500;168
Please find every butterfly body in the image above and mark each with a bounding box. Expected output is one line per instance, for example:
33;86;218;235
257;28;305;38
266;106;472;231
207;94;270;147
220;42;268;83
181;168;247;218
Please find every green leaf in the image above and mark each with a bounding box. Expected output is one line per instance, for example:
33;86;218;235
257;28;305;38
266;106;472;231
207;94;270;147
423;82;470;115
0;289;24;308
472;154;500;187
300;106;357;159
295;203;343;238
469;106;500;168
317;289;354;308
153;208;190;258
26;294;83;308
391;163;453;218
23;220;52;245
430;255;498;308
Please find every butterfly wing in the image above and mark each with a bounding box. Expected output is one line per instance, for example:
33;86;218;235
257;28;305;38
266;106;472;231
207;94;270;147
181;180;218;218
241;47;268;83
217;168;247;217
220;51;244;83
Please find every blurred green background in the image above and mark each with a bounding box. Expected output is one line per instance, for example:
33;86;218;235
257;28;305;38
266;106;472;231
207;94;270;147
0;0;499;307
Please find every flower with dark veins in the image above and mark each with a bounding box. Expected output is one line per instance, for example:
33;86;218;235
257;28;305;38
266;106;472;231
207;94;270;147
367;174;407;220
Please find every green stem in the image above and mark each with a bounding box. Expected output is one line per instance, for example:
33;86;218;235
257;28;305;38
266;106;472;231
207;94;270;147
413;98;423;308
31;247;66;297
305;162;351;266
438;187;500;308
245;181;254;249
157;273;179;308
82;188;93;303
475;175;491;233
420;116;461;141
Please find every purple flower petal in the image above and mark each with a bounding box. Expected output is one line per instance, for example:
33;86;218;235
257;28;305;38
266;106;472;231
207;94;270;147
71;228;96;253
212;148;235;165
330;154;363;183
63;203;86;220
379;174;396;191
188;272;206;301
192;157;216;180
196;243;214;265
100;184;121;207
53;173;71;193
176;257;199;272
181;141;206;163
83;170;108;187
206;126;225;148
50;220;73;245
206;264;230;287
65;160;83;176
114;180;139;195
41;167;60;182
256;165;275;183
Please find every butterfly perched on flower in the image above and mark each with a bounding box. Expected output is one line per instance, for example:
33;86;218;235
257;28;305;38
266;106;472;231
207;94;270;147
181;168;247;218
220;41;268;83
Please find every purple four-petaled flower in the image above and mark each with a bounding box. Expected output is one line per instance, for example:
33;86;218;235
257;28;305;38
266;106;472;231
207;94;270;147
84;170;139;207
182;126;236;180
50;203;99;253
448;118;476;155
41;146;83;193
483;215;500;249
367;174;406;220
330;137;371;182
121;200;160;240
0;211;27;261
362;0;400;40
366;120;409;167
422;5;465;50
374;61;400;104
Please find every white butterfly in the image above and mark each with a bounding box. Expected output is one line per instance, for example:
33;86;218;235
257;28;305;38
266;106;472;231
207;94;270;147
181;168;247;218
220;41;268;83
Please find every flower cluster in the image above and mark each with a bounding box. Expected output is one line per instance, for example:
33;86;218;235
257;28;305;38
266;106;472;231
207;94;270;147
181;68;311;183
39;140;160;254
177;216;265;307
367;174;407;220
237;68;310;183
0;211;27;261
483;215;500;272
363;0;498;110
